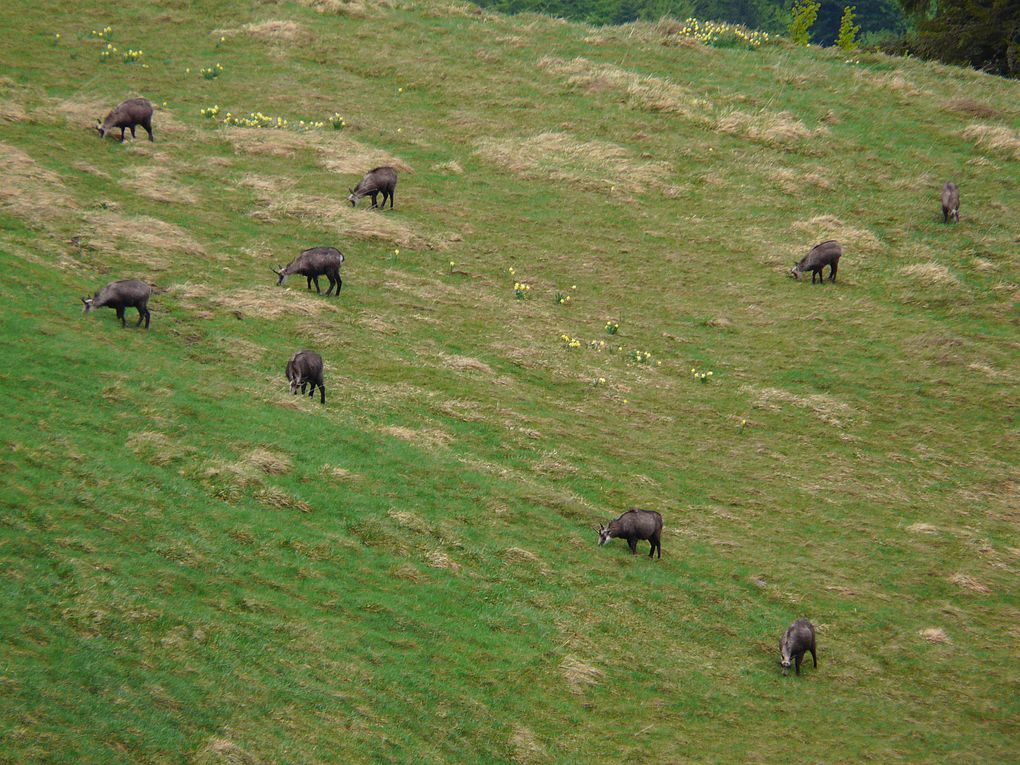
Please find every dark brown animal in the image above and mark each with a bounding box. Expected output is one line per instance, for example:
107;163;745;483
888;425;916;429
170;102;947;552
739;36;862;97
286;350;325;404
348;167;397;209
594;508;663;558
97;98;154;142
941;182;960;223
791;240;842;284
273;247;344;296
81;279;152;328
780;619;817;676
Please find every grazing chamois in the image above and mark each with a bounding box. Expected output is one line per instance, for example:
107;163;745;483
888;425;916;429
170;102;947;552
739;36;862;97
273;247;345;296
941;182;960;223
791;240;842;284
286;350;325;404
82;279;153;328
348;167;398;209
97;98;154;142
594;508;663;559
780;619;817;676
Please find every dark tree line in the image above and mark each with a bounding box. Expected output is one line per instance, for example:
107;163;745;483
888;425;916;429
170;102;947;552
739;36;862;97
898;0;1020;77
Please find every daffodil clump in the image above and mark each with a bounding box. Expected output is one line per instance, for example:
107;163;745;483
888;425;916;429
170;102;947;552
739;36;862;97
89;26;113;41
560;334;582;349
629;349;654;364
691;367;714;383
588;339;608;352
593;376;607;387
122;49;143;64
330;113;347;130
200;105;220;119
666;18;772;49
513;282;531;299
200;64;224;80
98;43;118;63
200;109;328;131
605;320;619;335
555;291;572;305
53;33;61;46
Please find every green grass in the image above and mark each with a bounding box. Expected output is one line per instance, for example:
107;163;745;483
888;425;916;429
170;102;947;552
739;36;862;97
1;1;1018;762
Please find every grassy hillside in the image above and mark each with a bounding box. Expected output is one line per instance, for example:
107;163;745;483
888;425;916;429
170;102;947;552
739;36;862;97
1;1;1018;762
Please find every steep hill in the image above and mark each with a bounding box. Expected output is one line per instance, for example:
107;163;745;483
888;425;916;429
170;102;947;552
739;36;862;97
0;1;1017;763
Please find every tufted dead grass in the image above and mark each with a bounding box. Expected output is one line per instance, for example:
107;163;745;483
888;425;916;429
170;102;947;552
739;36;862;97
0;143;77;223
255;485;312;512
240;173;435;249
509;725;546;764
961;124;1020;160
539;56;712;120
920;627;951;644
899;263;958;287
294;0;391;16
322;465;357;482
765;164;833;194
192;737;259;765
169;283;339;319
382;425;453;450
560;655;603;692
475;132;680;196
716;110;819;147
431;160;464;174
214;19;308;43
439;353;494;375
425;549;461;572
83;211;205;269
744;385;862;429
791;214;882;255
243;447;292;475
122;164;199;204
941;98;1001;119
948;573;990;594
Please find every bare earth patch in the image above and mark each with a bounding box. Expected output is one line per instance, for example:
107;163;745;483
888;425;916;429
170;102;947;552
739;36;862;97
475;132;680;196
961;124;1020;160
0;143;77;223
539;56;712;120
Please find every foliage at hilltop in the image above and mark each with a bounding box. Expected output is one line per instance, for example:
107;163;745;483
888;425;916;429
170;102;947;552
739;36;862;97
0;0;1018;763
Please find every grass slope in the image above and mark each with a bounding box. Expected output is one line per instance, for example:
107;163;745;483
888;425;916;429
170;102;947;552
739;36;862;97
1;2;1018;762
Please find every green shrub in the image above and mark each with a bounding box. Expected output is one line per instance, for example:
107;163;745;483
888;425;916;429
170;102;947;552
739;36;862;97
788;0;821;46
837;5;861;52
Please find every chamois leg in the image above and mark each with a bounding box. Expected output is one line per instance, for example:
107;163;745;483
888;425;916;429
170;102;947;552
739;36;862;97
130;125;137;139
334;273;342;296
318;383;325;404
811;647;818;667
389;189;394;209
116;306;126;327
795;654;802;675
135;306;145;327
369;192;378;209
627;538;637;555
306;276;313;291
829;261;837;282
143;117;154;142
119;127;127;142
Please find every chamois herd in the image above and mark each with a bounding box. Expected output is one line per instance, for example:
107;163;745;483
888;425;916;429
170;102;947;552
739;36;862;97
81;98;966;676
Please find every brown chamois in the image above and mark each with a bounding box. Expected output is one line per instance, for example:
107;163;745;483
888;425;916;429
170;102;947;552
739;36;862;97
96;98;154;142
594;508;663;558
286;350;325;404
941;182;960;223
348;167;398;209
779;619;817;676
273;247;345;296
81;279;153;328
790;240;842;284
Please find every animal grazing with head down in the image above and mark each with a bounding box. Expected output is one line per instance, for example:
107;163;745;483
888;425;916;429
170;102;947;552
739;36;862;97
96;98;154;142
81;279;153;329
779;619;817;676
791;240;842;284
286;350;325;404
941;182;960;224
273;247;345;296
348;167;398;209
594;508;663;559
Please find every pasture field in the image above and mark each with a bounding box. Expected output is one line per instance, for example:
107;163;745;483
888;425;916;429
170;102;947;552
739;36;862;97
0;1;1018;762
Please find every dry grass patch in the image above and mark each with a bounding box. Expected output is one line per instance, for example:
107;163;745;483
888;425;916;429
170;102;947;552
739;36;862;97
899;262;958;287
387;509;430;533
382;425;453;450
509;725;547;764
122;165;199;204
192;737;259;765
539;56;712;120
560;655;603;693
767;165;833;194
126;431;187;466
0;143;77;224
169;283;339;320
745;385;862;429
791;214;882;255
920;627;951;644
961;124;1020;160
425;549;461;572
322;464;357;482
254;485;312;512
0;99;27;122
716;110;820;148
431;160;464;174
907;522;940;535
214;19;308;43
948;573;991;594
294;0;390;16
475;132;679;196
241;173;435;249
243;447;293;475
439;353;494;375
436;399;486;422
83;212;205;269
44;97;192;138
941;98;1001;119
